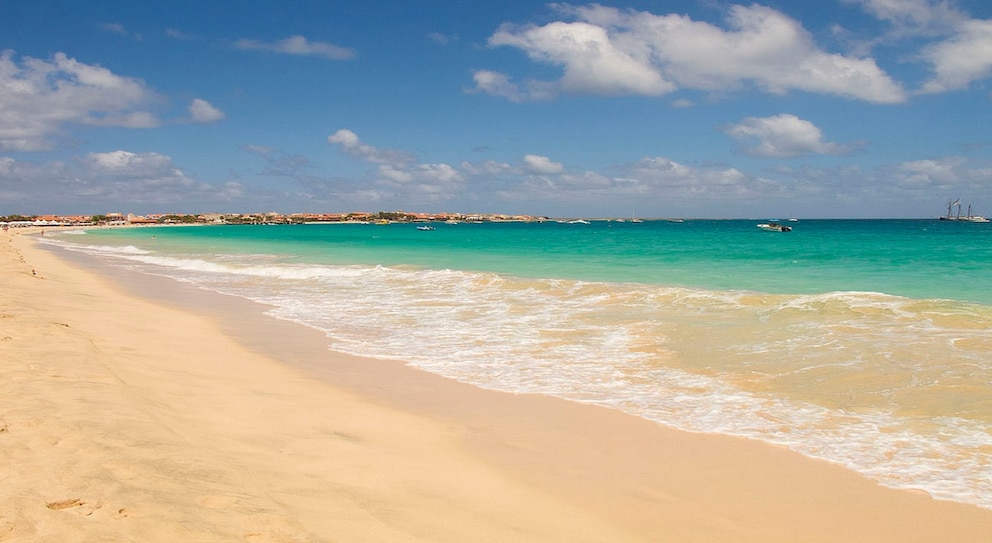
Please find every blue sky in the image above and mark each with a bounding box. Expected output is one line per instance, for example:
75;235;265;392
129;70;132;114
1;0;991;218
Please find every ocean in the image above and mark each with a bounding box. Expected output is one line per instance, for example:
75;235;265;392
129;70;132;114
41;219;992;510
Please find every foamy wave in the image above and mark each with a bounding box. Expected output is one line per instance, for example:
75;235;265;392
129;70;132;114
37;237;151;256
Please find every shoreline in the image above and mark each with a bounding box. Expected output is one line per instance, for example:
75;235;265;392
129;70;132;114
4;228;992;542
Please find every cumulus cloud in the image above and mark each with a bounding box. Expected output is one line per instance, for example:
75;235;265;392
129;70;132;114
473;3;906;103
188;98;225;123
919;19;992;93
844;0;992;93
0;50;159;151
327;129;415;165
523;154;564;174
724;114;860;158
489;21;674;96
234;35;355;60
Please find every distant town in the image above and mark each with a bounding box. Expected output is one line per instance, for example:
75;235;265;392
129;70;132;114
0;210;556;228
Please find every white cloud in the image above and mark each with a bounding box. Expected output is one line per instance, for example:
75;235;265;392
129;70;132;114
468;70;556;102
919;19;992;92
414;163;463;183
86;151;192;187
897;157;965;185
476;4;906;103
377;164;414;183
234;35;355;60
847;0;965;35
0;50;159;151
188;98;225;123
489;21;674;96
724;114;858;158
327;129;414;165
845;0;992;94
523;154;564;174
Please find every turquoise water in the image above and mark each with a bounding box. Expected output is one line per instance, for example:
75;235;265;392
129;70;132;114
43;220;992;509
72;219;992;302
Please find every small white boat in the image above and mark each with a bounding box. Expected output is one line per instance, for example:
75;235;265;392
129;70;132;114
416;225;435;231
757;222;792;232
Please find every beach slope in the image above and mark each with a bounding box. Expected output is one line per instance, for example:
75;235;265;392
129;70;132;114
3;229;992;542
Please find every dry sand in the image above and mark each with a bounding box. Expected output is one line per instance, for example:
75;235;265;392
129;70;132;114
3;228;992;542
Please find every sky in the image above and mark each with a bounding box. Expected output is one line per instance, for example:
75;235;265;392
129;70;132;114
1;0;991;219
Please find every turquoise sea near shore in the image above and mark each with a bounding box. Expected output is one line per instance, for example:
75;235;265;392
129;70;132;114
43;219;992;509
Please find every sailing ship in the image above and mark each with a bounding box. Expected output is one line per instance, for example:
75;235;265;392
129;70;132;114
940;199;990;222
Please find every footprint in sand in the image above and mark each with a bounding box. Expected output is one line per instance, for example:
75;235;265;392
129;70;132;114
46;498;100;517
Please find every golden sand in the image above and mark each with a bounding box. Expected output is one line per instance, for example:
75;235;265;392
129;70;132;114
3;228;992;542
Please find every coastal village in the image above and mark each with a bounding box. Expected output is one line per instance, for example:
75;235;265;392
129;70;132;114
0;210;549;228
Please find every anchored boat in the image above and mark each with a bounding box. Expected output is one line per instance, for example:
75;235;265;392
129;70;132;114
757;222;792;232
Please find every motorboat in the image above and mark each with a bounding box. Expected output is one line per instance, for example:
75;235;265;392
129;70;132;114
757;222;792;232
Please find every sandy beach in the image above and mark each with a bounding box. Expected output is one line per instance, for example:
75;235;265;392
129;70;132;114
3;228;992;542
